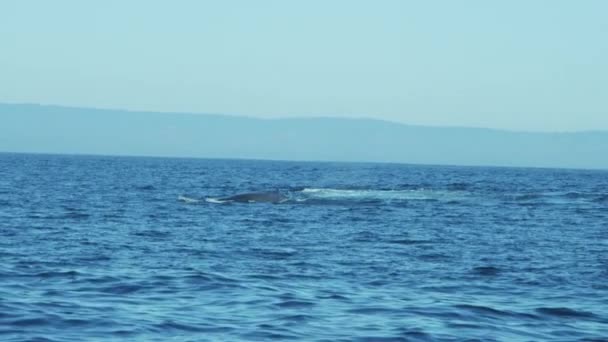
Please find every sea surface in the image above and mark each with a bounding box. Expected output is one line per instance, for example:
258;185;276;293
1;153;607;341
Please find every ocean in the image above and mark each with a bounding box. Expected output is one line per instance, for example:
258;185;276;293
1;153;607;341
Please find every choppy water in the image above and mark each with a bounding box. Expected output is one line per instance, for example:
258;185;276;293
1;153;607;341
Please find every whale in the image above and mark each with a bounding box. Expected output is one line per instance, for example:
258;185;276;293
218;191;288;204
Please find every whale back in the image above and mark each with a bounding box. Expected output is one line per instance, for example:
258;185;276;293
221;191;286;203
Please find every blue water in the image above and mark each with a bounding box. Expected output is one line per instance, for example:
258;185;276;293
1;153;607;341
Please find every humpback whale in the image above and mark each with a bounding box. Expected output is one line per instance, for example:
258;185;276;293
218;191;288;204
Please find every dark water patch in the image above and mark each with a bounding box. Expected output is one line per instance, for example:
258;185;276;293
181;272;244;291
563;191;585;199
109;329;140;337
239;218;267;224
135;185;156;191
0;311;18;320
102;212;125;219
6;316;59;328
592;194;608;203
284;272;325;281
447;182;471;191
453;304;521;319
395;329;432;341
34;270;81;279
417;284;465;294
287;260;323;268
275;300;315;309
168;246;209;256
245;273;283;281
316;293;350;301
58;318;94;327
26;338;63;342
99;283;144;295
418;253;451;262
132;230;171;239
182;273;216;284
535;307;596;318
354;337;411;342
352;231;380;243
388;239;435;245
149;274;175;282
74;254;112;263
268;216;291;224
0;251;26;258
348;307;400;315
367;279;389;287
59;211;91;220
445;322;484;329
72;275;122;285
241;330;300;340
280;314;316;322
25;213;48;220
514;193;543;201
407;307;464;320
79;239;99;246
152;320;231;333
148;212;170;219
471;266;501;276
515;201;546;208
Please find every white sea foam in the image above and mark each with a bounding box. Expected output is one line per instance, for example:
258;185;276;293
300;188;449;201
205;197;229;204
178;195;200;203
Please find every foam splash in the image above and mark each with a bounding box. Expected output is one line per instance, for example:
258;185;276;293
299;188;462;201
178;195;200;204
204;197;229;204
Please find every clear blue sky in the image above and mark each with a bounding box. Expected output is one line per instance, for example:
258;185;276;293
1;0;606;131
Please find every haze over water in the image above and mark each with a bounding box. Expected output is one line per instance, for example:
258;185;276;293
1;153;607;341
2;1;608;132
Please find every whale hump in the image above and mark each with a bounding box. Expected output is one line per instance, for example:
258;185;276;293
217;191;288;204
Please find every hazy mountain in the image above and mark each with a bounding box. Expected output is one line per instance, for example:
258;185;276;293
1;103;607;169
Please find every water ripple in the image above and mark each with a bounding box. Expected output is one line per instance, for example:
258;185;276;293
2;154;608;341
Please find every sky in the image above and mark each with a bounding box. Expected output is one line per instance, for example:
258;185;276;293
1;0;607;132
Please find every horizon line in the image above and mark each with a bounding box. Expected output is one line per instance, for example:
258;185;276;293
1;150;606;173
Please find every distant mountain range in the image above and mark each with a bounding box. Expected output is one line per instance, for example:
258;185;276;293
1;103;607;169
